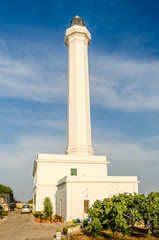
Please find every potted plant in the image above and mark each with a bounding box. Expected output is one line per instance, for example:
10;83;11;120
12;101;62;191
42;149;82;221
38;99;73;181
34;211;43;221
54;218;58;223
0;213;3;220
83;220;88;228
40;215;46;223
45;217;50;223
56;230;61;239
43;197;53;222
36;217;40;222
63;227;68;235
54;214;61;223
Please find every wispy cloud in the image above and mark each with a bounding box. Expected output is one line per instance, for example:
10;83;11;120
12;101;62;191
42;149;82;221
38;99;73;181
0;103;67;131
0;135;66;201
90;54;159;111
0;38;67;103
0;135;66;169
1;39;159;113
93;134;159;195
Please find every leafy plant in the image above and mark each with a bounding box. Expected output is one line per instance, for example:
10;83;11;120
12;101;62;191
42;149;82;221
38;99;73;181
54;214;61;219
63;227;68;235
34;211;43;218
87;218;102;237
43;197;53;220
87;192;159;237
40;215;46;220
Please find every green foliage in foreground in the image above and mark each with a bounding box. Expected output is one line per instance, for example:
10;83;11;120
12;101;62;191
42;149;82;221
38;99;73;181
43;197;53;220
0;184;13;195
87;192;159;237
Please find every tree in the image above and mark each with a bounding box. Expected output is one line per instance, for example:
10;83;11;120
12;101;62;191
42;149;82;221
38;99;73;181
43;197;53;220
27;199;33;204
0;184;13;195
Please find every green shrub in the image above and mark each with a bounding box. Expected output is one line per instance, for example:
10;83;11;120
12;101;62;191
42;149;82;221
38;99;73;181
34;211;43;218
43;197;53;220
87;192;159;237
63;227;68;235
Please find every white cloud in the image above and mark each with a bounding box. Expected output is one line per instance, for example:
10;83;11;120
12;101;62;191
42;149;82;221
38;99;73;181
0;135;66;169
90;54;159;111
93;135;159;195
0;39;67;103
1;39;159;112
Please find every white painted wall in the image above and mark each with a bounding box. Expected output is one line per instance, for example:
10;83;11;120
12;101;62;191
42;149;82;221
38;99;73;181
34;185;56;213
56;183;67;218
33;153;109;212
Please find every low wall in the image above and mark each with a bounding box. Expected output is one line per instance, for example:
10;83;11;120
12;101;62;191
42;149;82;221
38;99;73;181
16;203;33;209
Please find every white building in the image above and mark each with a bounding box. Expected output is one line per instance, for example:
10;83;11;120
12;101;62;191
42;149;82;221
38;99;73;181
33;16;139;221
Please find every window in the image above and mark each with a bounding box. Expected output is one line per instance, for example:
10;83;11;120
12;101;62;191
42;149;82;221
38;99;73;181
71;168;77;176
34;194;36;207
84;200;89;213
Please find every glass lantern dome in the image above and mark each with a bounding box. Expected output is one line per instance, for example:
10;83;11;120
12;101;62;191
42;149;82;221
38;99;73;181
71;16;84;26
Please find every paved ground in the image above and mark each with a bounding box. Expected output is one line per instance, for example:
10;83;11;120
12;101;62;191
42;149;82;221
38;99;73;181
0;209;67;240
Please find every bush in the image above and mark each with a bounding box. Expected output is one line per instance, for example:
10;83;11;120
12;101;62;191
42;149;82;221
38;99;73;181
87;192;159;237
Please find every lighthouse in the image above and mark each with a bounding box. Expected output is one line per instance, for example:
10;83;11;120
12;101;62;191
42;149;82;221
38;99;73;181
33;16;139;220
65;16;94;156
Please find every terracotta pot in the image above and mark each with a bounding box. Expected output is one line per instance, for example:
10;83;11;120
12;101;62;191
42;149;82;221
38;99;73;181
61;219;64;223
54;219;58;223
46;220;49;223
51;219;54;223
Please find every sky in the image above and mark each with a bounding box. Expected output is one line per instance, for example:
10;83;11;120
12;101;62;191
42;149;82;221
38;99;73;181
0;0;159;202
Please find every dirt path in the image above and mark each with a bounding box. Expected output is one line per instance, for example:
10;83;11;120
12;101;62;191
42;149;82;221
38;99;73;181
0;209;66;240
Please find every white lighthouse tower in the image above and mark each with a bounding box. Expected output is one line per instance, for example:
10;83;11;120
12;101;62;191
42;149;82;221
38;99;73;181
65;16;93;156
33;16;139;221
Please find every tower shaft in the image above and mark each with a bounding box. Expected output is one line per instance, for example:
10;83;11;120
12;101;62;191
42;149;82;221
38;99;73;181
65;24;94;156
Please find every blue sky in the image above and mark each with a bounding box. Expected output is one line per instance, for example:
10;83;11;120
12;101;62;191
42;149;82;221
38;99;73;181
0;0;159;201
